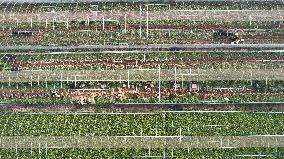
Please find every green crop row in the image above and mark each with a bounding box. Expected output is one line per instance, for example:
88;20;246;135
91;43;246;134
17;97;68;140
2;29;284;46
0;148;283;159
0;112;284;136
5;51;284;62
2;94;284;106
1;80;284;92
0;113;164;136
2;20;281;30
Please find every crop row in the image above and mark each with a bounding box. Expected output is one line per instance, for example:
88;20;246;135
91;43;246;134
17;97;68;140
0;30;212;46
0;112;284;136
0;79;284;105
1;92;284;106
0;148;283;159
4;51;283;65
2;20;282;30
2;29;283;46
1;50;284;73
6;51;284;62
0;68;282;83
6;57;284;71
1;2;283;13
1;80;284;92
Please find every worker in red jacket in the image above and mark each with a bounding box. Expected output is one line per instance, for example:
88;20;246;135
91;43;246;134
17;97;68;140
203;93;209;100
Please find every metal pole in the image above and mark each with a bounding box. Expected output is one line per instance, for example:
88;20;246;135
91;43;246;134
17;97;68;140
87;16;90;26
197;68;200;82
37;75;39;86
140;4;142;39
38;143;41;155
127;70;130;88
102;16;105;30
30;75;32;87
15;144;18;158
60;73;63;89
174;67;177;94
181;75;184;89
124;14;127;33
146;5;149;39
159;66;161;103
45;143;48;157
30;142;32;155
66;18;69;29
75;75;77;88
30;17;32;28
140;3;142;16
249;15;252;26
45;76;47;89
45;19;47;28
52;18;55;30
250;70;253;86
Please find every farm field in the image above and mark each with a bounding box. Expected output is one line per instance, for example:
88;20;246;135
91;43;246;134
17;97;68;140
0;112;284;158
0;0;284;158
1;112;284;136
1;148;283;159
0;0;283;106
0;51;283;105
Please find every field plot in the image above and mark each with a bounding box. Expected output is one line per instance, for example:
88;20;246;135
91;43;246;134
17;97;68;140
0;112;284;158
0;1;284;158
0;51;283;105
1;2;284;46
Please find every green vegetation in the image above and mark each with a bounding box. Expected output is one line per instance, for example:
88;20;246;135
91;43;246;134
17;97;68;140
0;148;283;159
0;112;284;136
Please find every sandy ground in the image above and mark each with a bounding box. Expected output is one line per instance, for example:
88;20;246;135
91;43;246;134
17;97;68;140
0;68;283;82
0;10;284;22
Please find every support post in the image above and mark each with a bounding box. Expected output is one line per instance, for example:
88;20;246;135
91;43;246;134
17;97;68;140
197;68;200;82
45;143;48;157
52;18;55;30
124;14;127;33
30;75;33;87
87;16;90;26
174;67;177;94
15;144;18;158
179;127;182;143
30;142;33;155
146;5;149;39
30;17;32;28
38;143;41;155
127;70;130;88
45;76;47;89
140;4;142;39
102;16;105;30
74;75;77;88
158;66;161;103
60;73;63;89
37;75;40;86
181;75;184;89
